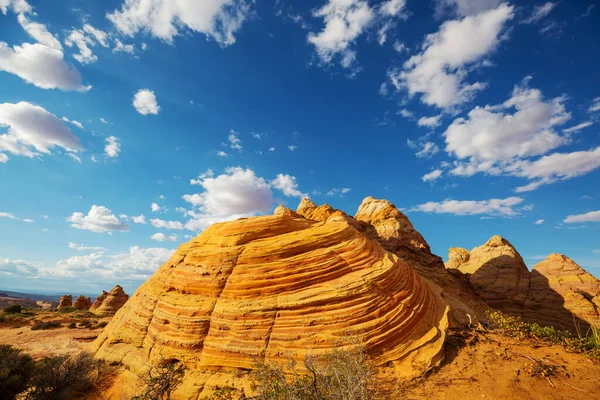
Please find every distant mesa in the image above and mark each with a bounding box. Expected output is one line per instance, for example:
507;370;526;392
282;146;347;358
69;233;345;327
91;197;450;397
57;294;73;310
446;238;600;332
90;285;129;317
73;295;93;310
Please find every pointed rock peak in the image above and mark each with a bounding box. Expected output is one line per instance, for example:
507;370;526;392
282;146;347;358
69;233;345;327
545;253;573;263
274;205;301;218
355;196;405;222
533;253;592;275
483;235;514;248
446;247;470;269
110;285;126;295
297;197;317;213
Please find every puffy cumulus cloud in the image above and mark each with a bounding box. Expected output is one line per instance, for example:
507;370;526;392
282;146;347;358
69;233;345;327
422;169;443;182
407;138;439;158
387;3;513;108
151;232;177;242
64;24;110;64
308;0;407;73
133;89;160;115
132;214;146;224
227;130;242;151
0;257;40;277
434;0;502;18
113;38;135;54
17;14;62;50
150;218;184;230
564;210;600;224
441;78;600;192
411;196;525;217
0;42;90;91
0;0;32;14
107;0;251;46
68;242;106;251
0;102;83;162
524;2;558;24
191;169;214;185
104;136;121;158
68;205;130;233
151;203;165;212
417;115;442;128
182;167;275;232
271;174;307;197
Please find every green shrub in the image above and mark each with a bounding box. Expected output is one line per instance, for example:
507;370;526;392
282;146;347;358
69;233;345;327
78;320;92;328
0;344;35;400
26;352;108;400
67;322;77;329
4;304;23;314
31;321;62;331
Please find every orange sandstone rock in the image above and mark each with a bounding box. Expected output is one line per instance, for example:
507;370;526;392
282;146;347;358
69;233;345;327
73;295;92;310
90;285;129;317
57;295;72;310
91;209;449;398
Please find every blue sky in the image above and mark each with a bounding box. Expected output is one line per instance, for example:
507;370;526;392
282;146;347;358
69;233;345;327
1;0;599;295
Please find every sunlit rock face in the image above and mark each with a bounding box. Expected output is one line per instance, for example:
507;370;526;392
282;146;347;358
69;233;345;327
91;202;449;398
90;285;129;317
57;294;72;310
73;295;92;310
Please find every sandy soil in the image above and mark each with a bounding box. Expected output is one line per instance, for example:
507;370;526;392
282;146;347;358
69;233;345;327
399;329;600;400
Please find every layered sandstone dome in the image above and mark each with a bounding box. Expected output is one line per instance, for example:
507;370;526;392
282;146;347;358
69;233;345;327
90;285;129;317
57;294;72;310
91;201;449;397
445;236;530;315
73;295;92;310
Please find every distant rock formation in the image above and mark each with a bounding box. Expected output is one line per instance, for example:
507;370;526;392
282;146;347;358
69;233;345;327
447;238;600;332
57;295;73;310
92;200;449;397
73;295;93;310
90;285;129;317
445;236;530;315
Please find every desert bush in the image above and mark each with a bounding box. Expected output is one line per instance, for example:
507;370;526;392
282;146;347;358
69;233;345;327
0;344;35;400
31;321;61;330
4;304;23;314
132;357;185;400
25;352;109;400
67;322;77;329
93;321;108;329
485;310;600;361
78;319;92;328
250;339;377;400
207;386;237;400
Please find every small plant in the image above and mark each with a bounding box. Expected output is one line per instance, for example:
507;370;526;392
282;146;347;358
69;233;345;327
31;321;62;331
67;322;77;329
4;304;23;314
93;321;108;329
0;344;35;400
207;386;237;400
78;319;92;328
132;356;185;400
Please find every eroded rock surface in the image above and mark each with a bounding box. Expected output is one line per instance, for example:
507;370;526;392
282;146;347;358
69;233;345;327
57;295;72;310
91;206;449;397
90;285;129;317
73;295;92;310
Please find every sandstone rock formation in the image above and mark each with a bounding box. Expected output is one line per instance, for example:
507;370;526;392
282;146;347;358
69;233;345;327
92;205;449;397
524;254;600;331
445;236;530;315
90;285;129;317
73;295;93;310
57;295;72;310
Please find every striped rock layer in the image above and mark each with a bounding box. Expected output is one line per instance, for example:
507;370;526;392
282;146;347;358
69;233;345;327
91;205;449;397
90;285;129;317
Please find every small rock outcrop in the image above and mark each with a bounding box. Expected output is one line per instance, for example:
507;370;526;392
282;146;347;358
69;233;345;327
445;236;530;315
57;295;73;310
73;295;93;310
92;202;449;397
524;254;600;331
90;286;129;317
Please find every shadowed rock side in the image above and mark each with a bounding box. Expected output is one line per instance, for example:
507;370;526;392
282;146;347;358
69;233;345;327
57;294;72;310
73;295;92;310
296;197;488;327
90;285;129;317
445;236;530;315
524;254;600;331
91;207;449;397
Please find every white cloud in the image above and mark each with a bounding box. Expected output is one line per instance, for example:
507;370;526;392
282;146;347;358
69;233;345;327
412;196;524;217
227;130;242;151
589;97;600;113
0;42;89;91
398;109;413;118
524;2;558;24
387;3;513;108
563;121;593;134
0;0;32;15
288;145;297;151
191;169;214;185
251;132;261;139
100;117;110;124
104;136;121;158
422;169;443;182
68;205;130;233
150;218;184;230
0;153;7;163
62;117;84;129
271;174;307;197
435;0;502;17
534;219;544;225
0;102;83;162
113;38;135;54
564;210;600;224
393;41;406;53
407;138;439;158
417;115;442;128
132;214;146;224
217;150;228;157
0;212;17;219
324;187;352;197
22;218;33;223
133;89;160;115
68;242;106;251
107;0;250;46
151;232;177;242
64;24;109;64
17;14;62;50
150;203;165;212
182;167;274;232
